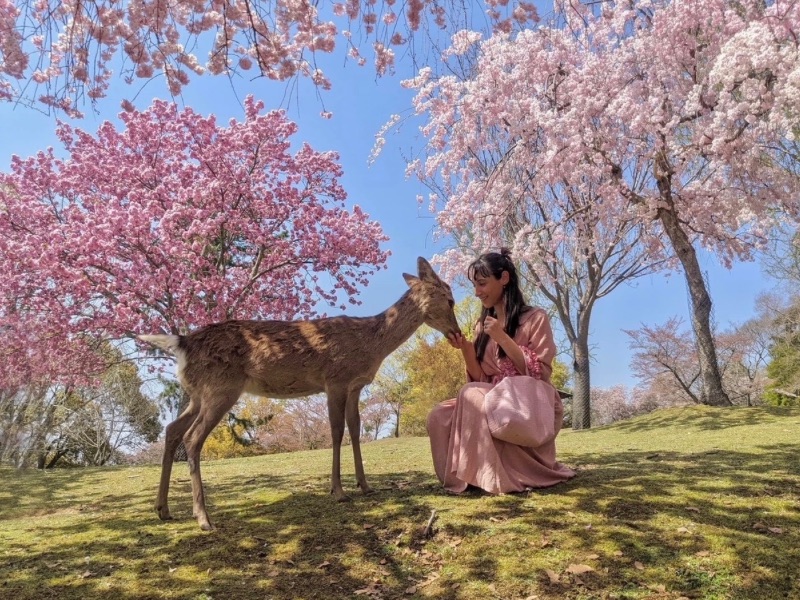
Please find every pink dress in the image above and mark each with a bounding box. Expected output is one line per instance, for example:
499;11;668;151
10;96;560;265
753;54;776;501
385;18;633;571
427;307;576;494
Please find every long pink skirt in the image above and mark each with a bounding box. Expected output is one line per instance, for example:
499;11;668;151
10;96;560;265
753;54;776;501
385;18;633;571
427;382;575;494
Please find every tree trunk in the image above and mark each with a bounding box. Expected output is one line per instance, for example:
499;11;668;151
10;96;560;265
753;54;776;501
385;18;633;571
571;332;592;430
657;207;732;407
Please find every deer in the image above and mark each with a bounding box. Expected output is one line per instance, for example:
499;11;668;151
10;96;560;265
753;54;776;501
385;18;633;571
138;257;461;531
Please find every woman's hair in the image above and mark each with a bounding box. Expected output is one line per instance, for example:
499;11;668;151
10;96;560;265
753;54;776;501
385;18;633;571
468;248;528;362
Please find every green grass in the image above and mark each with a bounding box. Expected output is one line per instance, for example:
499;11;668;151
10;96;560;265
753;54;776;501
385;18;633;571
1;405;799;600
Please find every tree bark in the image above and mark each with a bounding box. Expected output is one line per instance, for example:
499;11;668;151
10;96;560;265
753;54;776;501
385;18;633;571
657;206;732;406
571;336;592;429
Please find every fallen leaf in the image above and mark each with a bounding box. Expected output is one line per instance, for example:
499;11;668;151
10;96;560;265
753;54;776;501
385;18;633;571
634;561;645;570
380;558;388;565
539;538;552;548
449;538;463;547
544;569;560;584
354;584;381;596
404;585;417;594
80;571;95;579
168;567;178;574
752;522;768;531
566;564;595;575
686;506;701;513
317;561;331;569
363;524;375;530
649;584;667;593
695;551;710;557
768;527;784;534
488;583;497;592
613;551;624;557
586;553;600;560
677;526;691;533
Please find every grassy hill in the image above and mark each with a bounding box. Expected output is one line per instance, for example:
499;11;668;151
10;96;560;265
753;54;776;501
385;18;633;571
1;405;798;600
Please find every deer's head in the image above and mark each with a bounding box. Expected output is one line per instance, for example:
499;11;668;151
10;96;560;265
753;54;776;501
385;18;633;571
403;257;461;338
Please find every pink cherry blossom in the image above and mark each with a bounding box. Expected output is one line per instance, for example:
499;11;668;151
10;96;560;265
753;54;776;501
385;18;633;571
0;96;388;387
0;0;539;114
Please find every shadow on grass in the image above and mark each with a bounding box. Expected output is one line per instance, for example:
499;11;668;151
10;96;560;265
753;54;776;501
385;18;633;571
1;436;799;599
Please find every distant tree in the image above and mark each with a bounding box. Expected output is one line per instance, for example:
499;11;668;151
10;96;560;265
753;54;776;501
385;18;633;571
626;317;703;405
360;392;395;441
259;396;334;453
0;346;160;468
400;336;466;435
201;397;273;459
763;295;800;406
626;310;775;407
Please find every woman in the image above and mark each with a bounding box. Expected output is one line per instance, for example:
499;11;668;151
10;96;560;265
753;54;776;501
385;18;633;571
427;249;575;494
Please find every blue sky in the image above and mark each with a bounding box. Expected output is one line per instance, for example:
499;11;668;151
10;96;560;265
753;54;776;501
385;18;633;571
0;40;778;391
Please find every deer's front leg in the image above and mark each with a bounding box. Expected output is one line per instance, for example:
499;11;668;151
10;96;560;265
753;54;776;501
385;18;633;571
327;389;350;502
346;389;373;496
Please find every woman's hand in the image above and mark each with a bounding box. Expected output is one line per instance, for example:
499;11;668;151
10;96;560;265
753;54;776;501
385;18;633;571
483;316;507;341
446;331;469;350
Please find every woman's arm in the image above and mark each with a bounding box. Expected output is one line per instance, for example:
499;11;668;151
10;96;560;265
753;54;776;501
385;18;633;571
483;315;528;376
447;330;485;382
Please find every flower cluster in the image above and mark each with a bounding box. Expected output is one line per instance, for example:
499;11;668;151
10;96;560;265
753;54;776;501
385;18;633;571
1;0;539;114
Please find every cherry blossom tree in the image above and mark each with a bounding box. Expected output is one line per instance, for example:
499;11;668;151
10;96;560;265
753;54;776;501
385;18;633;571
401;0;800;413
0;95;388;388
626;317;703;405
399;26;668;429
0;0;538;116
625;312;773;407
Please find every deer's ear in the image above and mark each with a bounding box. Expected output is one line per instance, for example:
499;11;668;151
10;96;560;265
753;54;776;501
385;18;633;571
403;272;420;288
403;273;419;287
417;257;437;281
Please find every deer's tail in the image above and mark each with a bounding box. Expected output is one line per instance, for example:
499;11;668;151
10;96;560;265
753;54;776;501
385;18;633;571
138;334;181;354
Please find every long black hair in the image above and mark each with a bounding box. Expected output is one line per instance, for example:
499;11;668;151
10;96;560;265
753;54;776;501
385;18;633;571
468;248;529;362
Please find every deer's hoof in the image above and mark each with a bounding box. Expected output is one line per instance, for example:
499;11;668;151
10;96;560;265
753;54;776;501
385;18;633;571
332;490;352;503
156;506;172;521
199;521;215;531
360;486;376;496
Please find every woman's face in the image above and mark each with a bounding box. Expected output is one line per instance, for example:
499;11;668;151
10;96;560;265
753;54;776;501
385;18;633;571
472;270;509;309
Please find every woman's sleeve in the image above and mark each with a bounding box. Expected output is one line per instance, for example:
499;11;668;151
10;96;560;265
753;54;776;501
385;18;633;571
520;309;557;383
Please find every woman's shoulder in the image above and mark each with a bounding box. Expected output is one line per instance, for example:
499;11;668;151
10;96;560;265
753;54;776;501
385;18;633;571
519;306;547;323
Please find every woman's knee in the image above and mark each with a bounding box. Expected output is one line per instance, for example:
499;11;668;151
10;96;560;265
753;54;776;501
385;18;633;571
427;399;455;432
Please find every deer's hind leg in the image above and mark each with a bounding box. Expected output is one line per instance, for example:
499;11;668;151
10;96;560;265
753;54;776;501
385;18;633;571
183;388;242;531
346;387;373;496
156;402;199;521
326;386;350;502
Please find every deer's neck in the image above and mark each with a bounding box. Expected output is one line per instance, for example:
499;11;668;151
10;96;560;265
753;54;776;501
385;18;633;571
372;290;426;360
